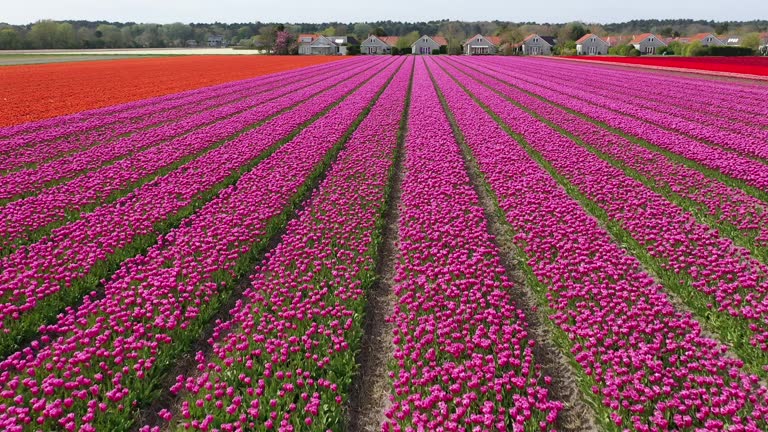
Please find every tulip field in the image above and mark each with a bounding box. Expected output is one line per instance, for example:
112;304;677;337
2;55;768;432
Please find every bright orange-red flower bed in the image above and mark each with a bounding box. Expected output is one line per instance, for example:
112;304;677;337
0;55;346;127
567;56;768;77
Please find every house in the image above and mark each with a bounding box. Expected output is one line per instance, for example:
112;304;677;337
576;34;609;55
723;35;744;46
689;33;724;47
207;35;225;48
361;35;398;55
411;35;447;55
298;34;320;54
298;34;357;55
327;35;358;55
630;33;666;54
186;40;198;48
520;34;556;55
759;33;768;54
463;34;501;55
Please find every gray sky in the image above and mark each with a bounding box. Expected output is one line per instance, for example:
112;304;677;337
3;0;767;25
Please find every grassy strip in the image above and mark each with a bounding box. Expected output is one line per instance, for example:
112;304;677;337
0;63;391;361
343;59;414;429
426;61;612;432
0;64;373;259
455;60;768;208
107;60;404;431
437;60;768;380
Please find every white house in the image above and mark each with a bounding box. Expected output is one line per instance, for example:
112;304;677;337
576;34;609;55
520;34;556;55
630;33;666;54
689;33;724;47
463;34;501;55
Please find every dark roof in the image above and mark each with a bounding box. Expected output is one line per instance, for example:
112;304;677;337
540;36;557;46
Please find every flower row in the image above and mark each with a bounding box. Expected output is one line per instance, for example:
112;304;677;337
0;58;348;149
0;59;391;358
381;58;561;432
428;57;768;430
162;57;412;432
0;57;402;431
0;59;380;254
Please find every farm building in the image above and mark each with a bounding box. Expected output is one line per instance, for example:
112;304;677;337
631;33;666;54
576;34;609;55
760;33;768;54
207;35;225;48
723;35;745;46
298;34;358;55
520;34;556;55
361;35;399;55
689;33;724;46
411;35;447;55
463;34;501;55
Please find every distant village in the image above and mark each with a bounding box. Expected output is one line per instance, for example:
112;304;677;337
204;31;768;56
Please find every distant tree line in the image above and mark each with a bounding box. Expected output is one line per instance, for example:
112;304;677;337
0;18;766;51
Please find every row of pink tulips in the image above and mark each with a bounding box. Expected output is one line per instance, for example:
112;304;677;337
0;59;381;253
488;59;768;163
446;57;768;370
0;57;402;432
509;58;768;132
380;58;561;432
0;58;350;144
0;59;359;173
472;59;768;192
0;59;391;358
445;58;768;259
160;57;413;432
427;57;768;431
521;58;768;121
0;59;374;201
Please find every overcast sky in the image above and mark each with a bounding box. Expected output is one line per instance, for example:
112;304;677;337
3;0;767;25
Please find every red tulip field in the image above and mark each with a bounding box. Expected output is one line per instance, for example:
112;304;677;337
1;55;768;431
567;56;768;77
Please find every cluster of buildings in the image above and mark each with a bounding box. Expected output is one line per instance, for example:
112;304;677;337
298;31;768;56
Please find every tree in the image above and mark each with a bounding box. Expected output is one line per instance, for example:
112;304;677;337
0;28;21;50
28;20;59;48
273;30;292;55
714;22;729;35
96;24;124;48
372;27;387;37
236;26;254;41
55;23;78;48
321;26;336;37
396;31;419;49
353;23;372;40
162;22;193;46
258;25;277;52
559;22;589;43
741;32;761;49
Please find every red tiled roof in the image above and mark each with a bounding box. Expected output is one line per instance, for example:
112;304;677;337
690;33;716;41
523;34;537;42
378;36;399;46
630;33;656;44
432;36;448;46
298;34;319;43
576;33;596;44
464;34;501;46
